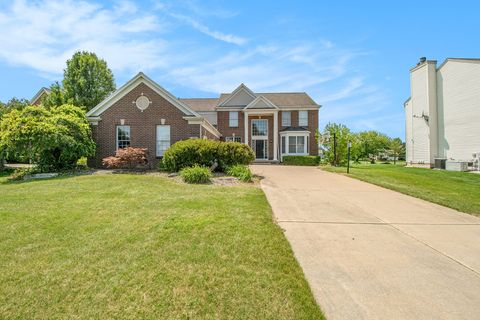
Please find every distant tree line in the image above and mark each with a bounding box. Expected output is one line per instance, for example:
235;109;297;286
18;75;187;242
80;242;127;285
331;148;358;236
317;123;406;166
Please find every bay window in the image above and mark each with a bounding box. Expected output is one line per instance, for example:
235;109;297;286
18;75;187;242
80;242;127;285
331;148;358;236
280;133;309;158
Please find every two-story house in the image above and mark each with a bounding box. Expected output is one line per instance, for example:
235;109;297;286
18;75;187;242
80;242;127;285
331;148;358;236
83;72;320;167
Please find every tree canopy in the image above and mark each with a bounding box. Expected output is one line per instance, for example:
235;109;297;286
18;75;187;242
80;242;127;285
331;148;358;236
0;104;96;171
62;51;116;111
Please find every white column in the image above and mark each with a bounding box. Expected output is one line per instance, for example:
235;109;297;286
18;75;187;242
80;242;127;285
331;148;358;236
244;112;249;146
273;111;278;160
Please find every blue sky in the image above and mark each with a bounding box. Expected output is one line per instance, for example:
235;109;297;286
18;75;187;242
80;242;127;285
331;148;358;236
1;0;479;139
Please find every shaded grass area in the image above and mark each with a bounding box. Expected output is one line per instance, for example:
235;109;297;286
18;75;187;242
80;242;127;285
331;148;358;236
0;174;323;319
323;162;480;216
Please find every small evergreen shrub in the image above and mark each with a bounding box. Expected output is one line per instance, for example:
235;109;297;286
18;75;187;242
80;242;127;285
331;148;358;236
282;155;320;166
226;165;252;182
102;147;148;169
161;139;254;172
179;165;212;184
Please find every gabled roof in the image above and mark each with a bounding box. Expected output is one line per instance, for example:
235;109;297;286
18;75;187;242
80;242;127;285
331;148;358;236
244;95;279;110
87;72;201;118
218;91;319;109
179;98;219;112
437;58;480;70
217;83;256;107
30;87;51;105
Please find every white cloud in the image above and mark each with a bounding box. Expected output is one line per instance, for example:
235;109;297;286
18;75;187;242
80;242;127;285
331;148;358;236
0;0;392;136
169;13;247;45
0;0;165;75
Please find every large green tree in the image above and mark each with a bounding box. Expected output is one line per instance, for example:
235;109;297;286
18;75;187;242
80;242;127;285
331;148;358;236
356;130;391;163
0;104;96;171
62;51;116;111
322;123;354;166
389;138;405;164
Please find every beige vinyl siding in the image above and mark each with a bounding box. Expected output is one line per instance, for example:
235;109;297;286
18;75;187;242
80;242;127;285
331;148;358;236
410;64;431;164
404;100;413;163
437;60;480;160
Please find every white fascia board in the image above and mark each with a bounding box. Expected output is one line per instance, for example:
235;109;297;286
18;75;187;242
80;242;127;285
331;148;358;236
218;83;257;107
87;72;200;118
279;130;311;135
244;95;279;110
183;116;221;138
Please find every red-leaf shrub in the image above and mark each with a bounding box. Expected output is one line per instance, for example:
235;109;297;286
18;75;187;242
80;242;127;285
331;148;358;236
102;147;148;169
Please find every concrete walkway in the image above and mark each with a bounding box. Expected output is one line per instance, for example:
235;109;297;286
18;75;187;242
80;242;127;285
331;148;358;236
251;165;480;320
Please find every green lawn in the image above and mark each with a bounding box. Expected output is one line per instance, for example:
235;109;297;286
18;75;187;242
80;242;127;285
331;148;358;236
0;173;323;319
323;162;480;216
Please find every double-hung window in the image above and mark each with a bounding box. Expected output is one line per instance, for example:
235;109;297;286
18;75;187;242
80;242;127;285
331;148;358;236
299;111;308;126
282;111;291;127
116;125;130;149
156;125;170;157
229;111;239;127
225;136;242;143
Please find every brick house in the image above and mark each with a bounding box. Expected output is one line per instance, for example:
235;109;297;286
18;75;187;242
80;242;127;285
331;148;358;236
85;72;321;167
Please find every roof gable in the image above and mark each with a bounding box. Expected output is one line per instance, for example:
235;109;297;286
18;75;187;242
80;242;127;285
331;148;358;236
244;95;279;110
30;87;51;105
86;72;200;117
218;83;256;107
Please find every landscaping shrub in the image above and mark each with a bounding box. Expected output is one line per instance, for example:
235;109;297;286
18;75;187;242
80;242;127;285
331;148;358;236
179;165;212;184
217;142;255;170
161;139;254;172
0;104;95;171
282;155;320;166
102;147;148;169
226;165;252;182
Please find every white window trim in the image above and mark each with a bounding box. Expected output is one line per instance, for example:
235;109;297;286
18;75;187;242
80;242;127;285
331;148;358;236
156;125;171;157
251;119;268;139
299;111;308;127
280;132;309;160
229;111;239;127
282;111;291;127
116;125;131;150
225;136;242;143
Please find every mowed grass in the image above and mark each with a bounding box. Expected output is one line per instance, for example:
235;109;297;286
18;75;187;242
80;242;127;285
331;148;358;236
0;173;323;319
323;162;480;216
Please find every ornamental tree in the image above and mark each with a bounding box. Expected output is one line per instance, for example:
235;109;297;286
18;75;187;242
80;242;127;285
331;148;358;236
0;104;96;171
62;51;116;111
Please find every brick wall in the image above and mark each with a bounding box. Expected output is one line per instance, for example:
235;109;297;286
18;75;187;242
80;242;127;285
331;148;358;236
217;111;245;142
88;83;201;168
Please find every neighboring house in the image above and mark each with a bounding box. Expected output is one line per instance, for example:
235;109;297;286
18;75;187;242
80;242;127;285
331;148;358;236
404;57;480;168
30;87;51;105
85;72;320;167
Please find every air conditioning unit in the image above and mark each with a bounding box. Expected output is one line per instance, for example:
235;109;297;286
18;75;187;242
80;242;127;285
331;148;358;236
434;158;446;169
446;160;468;172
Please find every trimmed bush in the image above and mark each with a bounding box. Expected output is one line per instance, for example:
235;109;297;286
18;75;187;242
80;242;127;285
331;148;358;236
282;155;320;166
217;142;255;170
102;147;148;169
226;165;252;182
179;165;212;184
161;139;254;172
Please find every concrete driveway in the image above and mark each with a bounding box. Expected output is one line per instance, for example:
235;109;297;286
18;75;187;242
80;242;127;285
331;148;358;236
251;165;480;320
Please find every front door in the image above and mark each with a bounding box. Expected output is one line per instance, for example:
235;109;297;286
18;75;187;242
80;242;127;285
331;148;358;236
251;119;268;160
252;139;267;159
